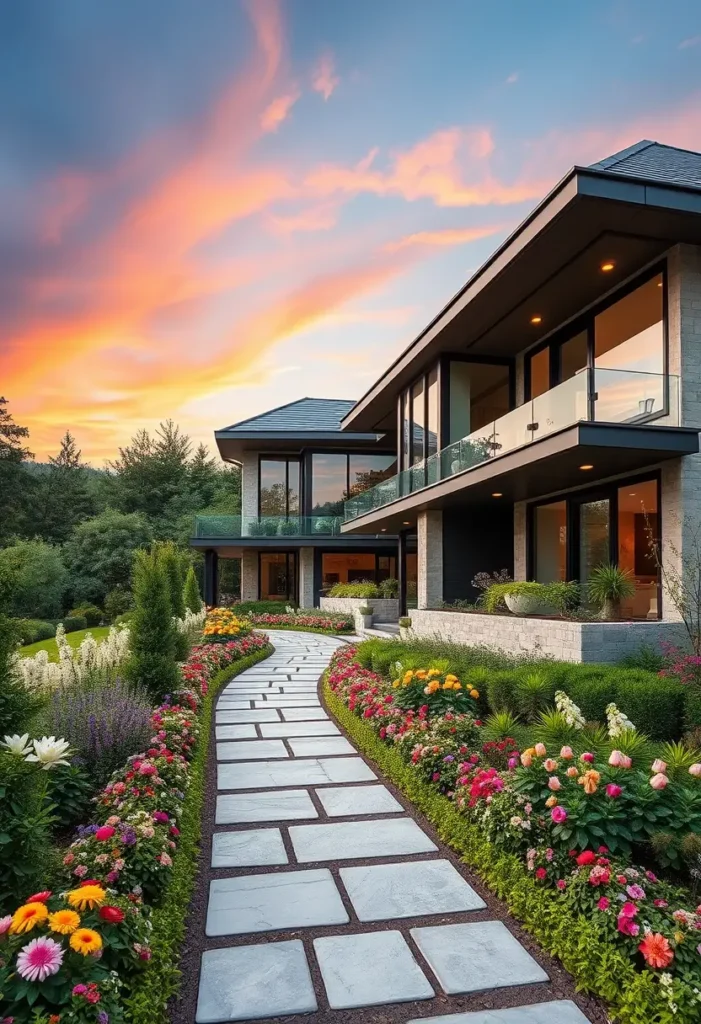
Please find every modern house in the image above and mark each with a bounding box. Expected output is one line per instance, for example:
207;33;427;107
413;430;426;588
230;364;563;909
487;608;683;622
192;398;410;607
336;140;701;659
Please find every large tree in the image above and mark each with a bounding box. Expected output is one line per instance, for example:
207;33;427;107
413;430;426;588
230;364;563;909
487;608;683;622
0;397;33;542
0;539;67;619
63;508;153;606
25;431;96;543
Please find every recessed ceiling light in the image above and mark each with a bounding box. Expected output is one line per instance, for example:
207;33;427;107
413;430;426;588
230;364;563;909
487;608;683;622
629;492;637;496
579;464;594;471
491;492;503;498
657;281;663;287
600;261;615;272
380;528;387;532
530;315;542;325
402;521;411;525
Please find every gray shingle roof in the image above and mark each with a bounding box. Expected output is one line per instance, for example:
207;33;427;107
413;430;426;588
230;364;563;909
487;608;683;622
589;140;701;190
220;398;357;433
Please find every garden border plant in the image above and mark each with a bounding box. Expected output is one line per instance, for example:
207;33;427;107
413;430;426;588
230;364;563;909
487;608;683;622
125;641;273;1024
323;677;695;1024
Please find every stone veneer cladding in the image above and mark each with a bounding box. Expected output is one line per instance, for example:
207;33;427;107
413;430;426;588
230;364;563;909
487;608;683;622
299;547;315;609
417;510;444;608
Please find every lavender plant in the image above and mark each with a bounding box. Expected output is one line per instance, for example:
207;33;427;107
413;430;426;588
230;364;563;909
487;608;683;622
43;677;152;783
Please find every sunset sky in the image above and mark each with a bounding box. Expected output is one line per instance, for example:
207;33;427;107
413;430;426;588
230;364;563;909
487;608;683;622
2;0;701;464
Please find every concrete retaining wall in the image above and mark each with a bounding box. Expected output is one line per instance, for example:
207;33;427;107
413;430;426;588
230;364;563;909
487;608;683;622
407;609;687;663
320;596;399;632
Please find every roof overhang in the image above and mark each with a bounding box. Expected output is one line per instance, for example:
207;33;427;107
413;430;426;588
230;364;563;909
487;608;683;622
341;166;701;432
340;422;700;534
215;429;388;464
190;535;399;551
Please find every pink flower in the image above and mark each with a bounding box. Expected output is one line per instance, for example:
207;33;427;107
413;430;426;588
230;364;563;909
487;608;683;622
580;752;595;764
534;743;546;757
651;759;667;775
139;763;157;776
543;758;559;772
597;897;610;911
551;806;568;823
153;812;169;824
535;868;547;880
654;899;669;908
547;776;561;791
608;750;628;768
577;851;597;866
16;936;64;982
688;763;701;777
0;915;12;935
606;783;622;798
560;746;574;759
620;902;638;918
566;766;579;778
627;884;646;901
95;826;115;841
520;752;533;767
73;984;88;996
556;879;567;890
74;865;88;878
617;914;640;937
650;773;669;790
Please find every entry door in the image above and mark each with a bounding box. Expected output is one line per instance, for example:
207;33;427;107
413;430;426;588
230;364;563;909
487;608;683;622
577;498;611;602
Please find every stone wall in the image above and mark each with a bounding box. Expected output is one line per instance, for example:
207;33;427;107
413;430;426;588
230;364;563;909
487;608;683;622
298;547;315;609
406;608;687;664
417;510;443;608
320;596;399;632
241;549;258;602
240;453;258;519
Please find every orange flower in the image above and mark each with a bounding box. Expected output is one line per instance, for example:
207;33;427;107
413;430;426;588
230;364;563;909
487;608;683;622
10;902;48;934
578;769;601;795
638;932;674;968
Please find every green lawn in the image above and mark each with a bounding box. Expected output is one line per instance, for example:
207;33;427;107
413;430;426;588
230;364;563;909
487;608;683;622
20;625;112;661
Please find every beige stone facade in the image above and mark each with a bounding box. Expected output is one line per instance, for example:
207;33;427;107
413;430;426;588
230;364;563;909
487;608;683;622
417;509;443;608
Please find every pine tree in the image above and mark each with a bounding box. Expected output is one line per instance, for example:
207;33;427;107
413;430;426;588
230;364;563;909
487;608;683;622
157;541;189;660
29;431;95;544
125;548;180;701
0;563;43;732
183;565;203;613
0;397;33;542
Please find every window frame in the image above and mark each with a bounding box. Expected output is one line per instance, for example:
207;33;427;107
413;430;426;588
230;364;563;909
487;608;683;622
524;262;669;423
257;550;298;603
257;456;301;518
526;470;662;617
301;448;398;517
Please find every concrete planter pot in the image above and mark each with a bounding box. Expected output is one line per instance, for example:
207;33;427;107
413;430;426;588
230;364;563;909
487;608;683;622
504;593;557;616
360;612;374;629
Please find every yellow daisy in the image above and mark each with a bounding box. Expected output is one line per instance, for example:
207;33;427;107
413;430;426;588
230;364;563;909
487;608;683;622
10;901;48;934
49;909;81;935
67;884;106;911
70;928;103;956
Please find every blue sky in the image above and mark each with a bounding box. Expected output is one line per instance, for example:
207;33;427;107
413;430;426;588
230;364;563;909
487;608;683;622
1;0;699;461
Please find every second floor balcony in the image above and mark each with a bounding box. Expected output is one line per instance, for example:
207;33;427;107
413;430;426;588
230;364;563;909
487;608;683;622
343;367;687;524
193;515;345;539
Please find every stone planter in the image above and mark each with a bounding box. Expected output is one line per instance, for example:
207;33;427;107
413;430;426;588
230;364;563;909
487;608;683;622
320;596;399;635
504;593;556;616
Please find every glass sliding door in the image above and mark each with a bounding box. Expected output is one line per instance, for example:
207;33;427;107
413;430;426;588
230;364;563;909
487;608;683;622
578;499;610;602
260;552;297;602
617;478;659;619
533;501;567;582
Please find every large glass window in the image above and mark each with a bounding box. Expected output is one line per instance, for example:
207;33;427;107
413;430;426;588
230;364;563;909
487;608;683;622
534;501;567;583
595;274;663;374
617;478;658;619
348;454;396;498
558;330;588;385
448;361;510;443
321;552;378;591
311;453;348;516
259;459;299;517
427;367;439;457
260;553;296;602
411;379;425;464
578;499;611;600
528;347;550;399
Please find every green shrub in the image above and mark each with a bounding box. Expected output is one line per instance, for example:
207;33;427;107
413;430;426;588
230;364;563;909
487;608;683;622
62;615;87;633
157;541;188;660
125;547;180;701
328;580;379;598
0;753;55;912
565;678;615;723
684;685;701;730
485;670;522;715
183;565;202;613
68;603;103;626
482;580;578;614
113;611;134;627
515;670;557;722
0;616;45;733
15;618;55;644
618;643;666;672
104;586;133;621
615;678;685;740
378;577;399;598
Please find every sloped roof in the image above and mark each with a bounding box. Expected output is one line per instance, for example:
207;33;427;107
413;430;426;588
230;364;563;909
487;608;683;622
589;140;701;190
220;398;357;433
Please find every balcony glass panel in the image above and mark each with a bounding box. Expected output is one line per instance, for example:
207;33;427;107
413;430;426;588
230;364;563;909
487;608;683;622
531;372;589;441
594;367;669;424
193;515;345;539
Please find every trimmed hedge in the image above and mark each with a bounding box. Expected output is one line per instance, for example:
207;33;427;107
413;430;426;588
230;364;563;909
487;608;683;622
62;614;88;633
324;678;695;1024
15;617;56;644
125;642;274;1024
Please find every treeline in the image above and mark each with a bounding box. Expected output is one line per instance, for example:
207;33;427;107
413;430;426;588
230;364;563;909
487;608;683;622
0;396;240;620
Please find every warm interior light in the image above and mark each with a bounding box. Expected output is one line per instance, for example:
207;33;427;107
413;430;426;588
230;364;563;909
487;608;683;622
629;492;637;496
530;315;542;324
402;521;411;526
579;464;594;471
658;281;663;287
380;528;387;532
600;261;615;272
491;492;503;498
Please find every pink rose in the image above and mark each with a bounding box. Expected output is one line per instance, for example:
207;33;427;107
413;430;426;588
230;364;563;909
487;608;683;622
597;897;610;911
650;773;669;790
580;752;595;763
566;766;579;778
560;746;574;759
520;752;533;767
551;806;568;823
688;763;701;777
95;826;116;841
651;759;667;774
548;776;561;791
74;865;88;878
608;750;626;768
543;758;559;772
534;743;547;757
556;879;567;890
606;784;622;798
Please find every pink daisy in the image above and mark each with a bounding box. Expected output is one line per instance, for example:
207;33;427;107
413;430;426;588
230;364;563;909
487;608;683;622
16;936;64;982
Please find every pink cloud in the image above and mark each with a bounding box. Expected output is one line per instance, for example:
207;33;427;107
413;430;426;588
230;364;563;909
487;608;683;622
384;223;508;252
312;52;339;100
261;89;300;132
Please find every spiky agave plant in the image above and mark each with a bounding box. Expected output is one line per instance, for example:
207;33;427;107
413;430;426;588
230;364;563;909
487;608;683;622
481;710;522;742
515;671;556;723
533;709;580;750
587;563;636;620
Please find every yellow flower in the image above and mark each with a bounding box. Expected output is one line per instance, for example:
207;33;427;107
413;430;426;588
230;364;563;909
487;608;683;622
427;668;441;677
10;902;48;934
49;909;81;935
67;884;106;911
415;670;427;680
445;674;458;684
442;681;453;690
70;928;103;956
403;671;413;684
545;795;558;807
469;689;479;699
392;679;400;688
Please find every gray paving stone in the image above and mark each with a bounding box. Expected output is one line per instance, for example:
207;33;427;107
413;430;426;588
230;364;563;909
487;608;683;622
341;859;486;921
218;757;376;790
281;707;329;720
196;940;317;1023
405;1001;592;1024
290;817;437;862
410;921;548;994
216;739;289;761
316;784;403;817
211;828;288;867
260;721;340;737
216;709;280;723
313;931;434;1009
213;702;252;711
206;868;349;935
215;724;257;740
216;789;318;824
288;736;355;757
258;698;320;706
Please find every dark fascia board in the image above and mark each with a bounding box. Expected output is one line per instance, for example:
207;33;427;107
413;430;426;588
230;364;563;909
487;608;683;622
340;165;701;431
340;421;700;533
190;535;398;549
214;429;382;443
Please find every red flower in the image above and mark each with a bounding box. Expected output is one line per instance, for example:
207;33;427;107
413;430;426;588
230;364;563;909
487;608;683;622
535;867;547;880
639;932;674;968
597;897;610;911
95;825;116;841
576;851;597;866
80;879;101;887
26;890;52;903
99;905;125;924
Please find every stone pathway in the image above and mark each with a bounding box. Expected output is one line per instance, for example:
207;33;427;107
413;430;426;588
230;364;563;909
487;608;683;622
194;631;596;1024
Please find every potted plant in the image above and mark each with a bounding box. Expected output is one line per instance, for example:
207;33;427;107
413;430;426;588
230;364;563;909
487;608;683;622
279;518;299;536
358;604;374;630
484;581;556;616
587;563;636;620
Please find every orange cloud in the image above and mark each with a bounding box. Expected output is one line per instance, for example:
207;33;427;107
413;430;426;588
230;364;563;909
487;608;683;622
266;201;339;233
261;89;300;132
312;52;338;100
384;223;507;252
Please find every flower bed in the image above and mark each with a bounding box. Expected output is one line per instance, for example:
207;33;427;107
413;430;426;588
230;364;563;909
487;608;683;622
201;608;252;642
326;644;701;1024
244;612;354;634
0;629;272;1023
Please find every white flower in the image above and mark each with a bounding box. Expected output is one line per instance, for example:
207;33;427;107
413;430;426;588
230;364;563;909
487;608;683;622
25;736;72;770
606;702;635;738
554;691;585;730
1;733;32;756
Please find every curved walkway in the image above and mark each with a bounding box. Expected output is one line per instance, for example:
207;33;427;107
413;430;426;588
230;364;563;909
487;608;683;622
192;630;597;1024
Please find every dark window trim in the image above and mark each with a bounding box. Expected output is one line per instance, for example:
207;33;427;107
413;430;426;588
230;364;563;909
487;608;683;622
306;449;397;517
524;262;668;405
257;455;301;518
313;545;401;605
526;469;662;618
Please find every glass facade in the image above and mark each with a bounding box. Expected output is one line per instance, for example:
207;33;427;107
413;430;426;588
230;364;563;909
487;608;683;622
260;552;296;602
411;378;425;464
578;499;611;599
311;453;348;516
259;458;299;516
321;552;397;591
534;501;567;583
617;478;659;619
427;367;439;457
348;454;397;498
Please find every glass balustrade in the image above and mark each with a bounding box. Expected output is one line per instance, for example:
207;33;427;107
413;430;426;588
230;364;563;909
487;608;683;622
192;515;344;539
343;369;679;522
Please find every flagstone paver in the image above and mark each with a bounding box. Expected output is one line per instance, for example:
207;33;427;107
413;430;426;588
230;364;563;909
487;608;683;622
192;630;594;1024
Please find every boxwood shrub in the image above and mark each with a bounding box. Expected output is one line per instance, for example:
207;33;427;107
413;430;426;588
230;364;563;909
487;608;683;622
62;615;88;633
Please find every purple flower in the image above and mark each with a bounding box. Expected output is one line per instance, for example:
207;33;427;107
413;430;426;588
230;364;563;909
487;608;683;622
626;884;646;901
98;1012;110;1024
443;755;455;763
